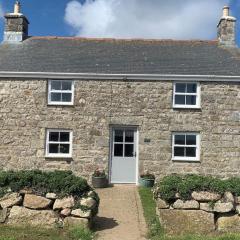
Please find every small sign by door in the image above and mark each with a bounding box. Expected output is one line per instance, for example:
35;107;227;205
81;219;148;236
110;127;137;184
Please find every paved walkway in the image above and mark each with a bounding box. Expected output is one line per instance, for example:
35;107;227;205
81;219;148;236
94;185;147;240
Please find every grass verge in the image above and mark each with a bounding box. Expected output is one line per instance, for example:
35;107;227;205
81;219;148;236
0;225;95;240
138;187;240;240
138;187;163;239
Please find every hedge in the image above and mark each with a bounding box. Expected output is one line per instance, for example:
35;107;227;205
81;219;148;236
156;174;240;201
0;170;92;198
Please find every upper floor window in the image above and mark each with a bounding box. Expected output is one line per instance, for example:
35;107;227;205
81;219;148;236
48;80;74;105
46;129;73;158
173;82;200;108
172;132;200;162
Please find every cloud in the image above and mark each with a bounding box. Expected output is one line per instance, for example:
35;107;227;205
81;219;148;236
64;0;230;40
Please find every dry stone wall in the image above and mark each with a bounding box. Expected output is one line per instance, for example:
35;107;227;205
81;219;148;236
156;191;240;235
0;190;98;229
0;79;239;180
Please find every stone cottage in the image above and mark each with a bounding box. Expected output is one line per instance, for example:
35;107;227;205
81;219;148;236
0;2;239;184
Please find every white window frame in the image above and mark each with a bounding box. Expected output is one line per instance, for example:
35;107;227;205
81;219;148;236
45;129;73;158
172;132;200;162
173;82;201;109
48;80;74;105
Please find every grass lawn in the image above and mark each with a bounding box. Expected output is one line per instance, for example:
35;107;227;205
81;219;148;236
138;187;240;240
0;225;94;240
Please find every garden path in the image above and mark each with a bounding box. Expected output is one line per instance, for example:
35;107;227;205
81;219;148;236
94;185;147;240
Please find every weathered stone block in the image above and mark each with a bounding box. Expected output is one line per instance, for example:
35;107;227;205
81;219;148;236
217;214;240;232
53;196;75;210
60;208;71;217
191;191;221;202
214;202;234;213
64;217;89;228
80;198;97;210
8;206;57;228
0;193;22;208
157;199;169;209
71;209;92;218
23;194;52;209
0;208;8;223
173;199;199;210
46;193;57;200
224;192;235;203
159;209;215;235
200;203;214;212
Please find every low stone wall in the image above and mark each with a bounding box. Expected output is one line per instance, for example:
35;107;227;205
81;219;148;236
0;190;98;229
156;191;240;235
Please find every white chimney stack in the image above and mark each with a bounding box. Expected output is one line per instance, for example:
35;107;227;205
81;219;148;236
3;1;29;43
217;6;236;47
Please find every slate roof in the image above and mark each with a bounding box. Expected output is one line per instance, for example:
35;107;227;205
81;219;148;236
0;36;240;75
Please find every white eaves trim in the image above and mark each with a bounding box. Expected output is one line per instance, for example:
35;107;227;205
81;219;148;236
0;71;240;82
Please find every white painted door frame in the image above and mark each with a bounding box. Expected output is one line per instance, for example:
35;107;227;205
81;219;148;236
109;125;139;185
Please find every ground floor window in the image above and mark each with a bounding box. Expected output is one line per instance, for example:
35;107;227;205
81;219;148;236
46;129;72;158
172;132;200;161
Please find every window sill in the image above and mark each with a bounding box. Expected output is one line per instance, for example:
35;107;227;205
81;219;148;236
47;103;74;107
45;155;73;160
172;158;200;163
173;106;201;110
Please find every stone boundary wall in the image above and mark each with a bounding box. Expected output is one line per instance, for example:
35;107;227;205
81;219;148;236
156;191;240;235
0;190;98;229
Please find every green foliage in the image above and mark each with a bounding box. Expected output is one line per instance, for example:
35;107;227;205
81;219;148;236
0;170;91;198
0;225;96;240
156;174;240;202
69;226;95;240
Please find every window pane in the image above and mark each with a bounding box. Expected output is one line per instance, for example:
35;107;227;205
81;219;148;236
125;144;134;157
114;144;123;157
60;144;70;154
62;93;72;102
186;96;196;105
49;132;59;142
60;132;70;142
175;83;186;93
49;144;59;153
51;81;61;90
51;93;61;102
175;135;185;145
186;135;196;145
125;130;134;142
186;147;196;157
187;83;197;93
114;130;123;142
62;81;72;91
174;147;185;157
175;95;185;105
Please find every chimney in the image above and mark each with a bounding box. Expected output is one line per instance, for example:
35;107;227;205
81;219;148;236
3;1;29;43
217;6;236;47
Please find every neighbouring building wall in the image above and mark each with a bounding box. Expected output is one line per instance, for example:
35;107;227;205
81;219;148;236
0;79;239;180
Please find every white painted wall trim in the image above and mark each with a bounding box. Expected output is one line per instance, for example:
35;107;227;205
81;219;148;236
0;71;240;82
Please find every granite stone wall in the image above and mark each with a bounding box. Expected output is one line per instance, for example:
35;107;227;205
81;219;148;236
0;79;239;181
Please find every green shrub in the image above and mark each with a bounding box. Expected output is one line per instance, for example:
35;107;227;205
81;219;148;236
0;170;91;198
156;174;240;202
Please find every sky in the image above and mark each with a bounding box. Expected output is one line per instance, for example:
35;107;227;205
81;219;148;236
0;0;239;45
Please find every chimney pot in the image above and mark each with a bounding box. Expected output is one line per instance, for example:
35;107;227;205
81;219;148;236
14;1;21;15
223;6;229;17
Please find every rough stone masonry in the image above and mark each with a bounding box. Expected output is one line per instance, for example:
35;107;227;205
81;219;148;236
0;80;239;181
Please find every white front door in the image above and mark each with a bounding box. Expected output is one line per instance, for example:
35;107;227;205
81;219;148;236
110;127;137;184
